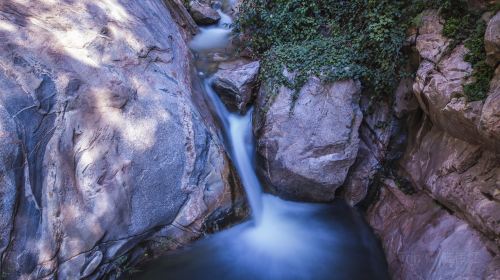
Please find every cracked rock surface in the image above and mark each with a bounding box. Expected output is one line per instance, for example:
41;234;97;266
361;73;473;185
0;0;246;278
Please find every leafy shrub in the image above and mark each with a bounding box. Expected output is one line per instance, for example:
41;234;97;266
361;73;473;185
437;0;496;101
463;22;495;101
236;0;421;110
235;0;494;109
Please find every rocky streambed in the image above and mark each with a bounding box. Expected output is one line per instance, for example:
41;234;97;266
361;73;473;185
134;4;389;279
0;0;498;279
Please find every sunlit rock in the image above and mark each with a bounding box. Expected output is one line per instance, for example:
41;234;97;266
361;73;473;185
0;0;246;278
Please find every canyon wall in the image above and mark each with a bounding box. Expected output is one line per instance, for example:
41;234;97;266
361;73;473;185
252;6;499;279
366;9;500;279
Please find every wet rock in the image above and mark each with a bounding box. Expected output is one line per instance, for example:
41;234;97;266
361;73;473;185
212;60;260;113
188;1;221;25
0;0;246;278
254;78;362;202
485;12;500;66
367;179;498;280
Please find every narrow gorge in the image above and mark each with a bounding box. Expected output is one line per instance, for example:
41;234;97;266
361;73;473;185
0;0;498;279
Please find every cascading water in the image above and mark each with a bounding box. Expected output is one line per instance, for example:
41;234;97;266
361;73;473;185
202;80;263;223
136;2;389;279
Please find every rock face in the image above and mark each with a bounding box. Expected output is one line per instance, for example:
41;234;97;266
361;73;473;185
402;120;500;243
341;77;420;206
485;12;500;66
0;104;19;266
188;1;221;25
0;0;246;279
341;94;400;206
367;179;499;280
366;9;500;279
212;60;260;113
254;78;362;202
480;67;500;142
413;10;500;152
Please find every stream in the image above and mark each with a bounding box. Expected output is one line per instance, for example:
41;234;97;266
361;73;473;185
135;2;390;279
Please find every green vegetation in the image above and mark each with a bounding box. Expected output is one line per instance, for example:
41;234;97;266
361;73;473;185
437;0;495;101
112;255;141;277
463;22;495;101
440;0;477;40
236;0;414;110
235;0;496;108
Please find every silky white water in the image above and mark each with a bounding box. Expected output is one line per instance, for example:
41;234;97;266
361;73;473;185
136;3;389;279
189;10;232;52
203;79;263;223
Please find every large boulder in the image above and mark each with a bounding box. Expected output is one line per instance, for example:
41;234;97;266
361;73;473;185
212;60;260;113
0;0;246;278
485;11;500;66
254;77;362;202
188;1;221;25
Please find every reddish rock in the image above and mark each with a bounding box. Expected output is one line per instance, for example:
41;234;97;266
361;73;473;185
367;179;498;280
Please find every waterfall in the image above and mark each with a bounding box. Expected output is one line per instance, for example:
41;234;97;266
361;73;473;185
135;2;389;279
192;9;263;224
